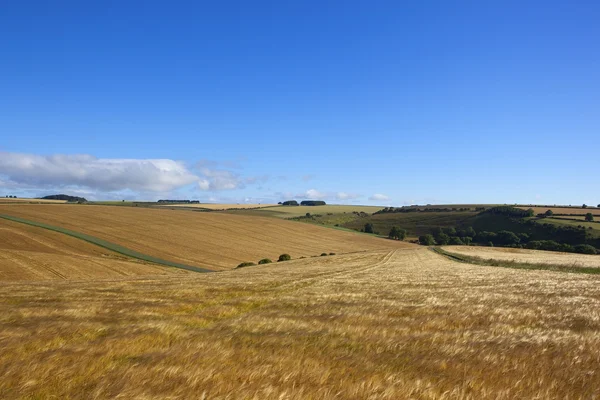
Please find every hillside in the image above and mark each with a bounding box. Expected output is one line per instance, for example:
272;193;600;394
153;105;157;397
2;247;599;398
0;204;410;271
0;218;182;280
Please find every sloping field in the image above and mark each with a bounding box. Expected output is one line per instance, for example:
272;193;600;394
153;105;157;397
1;248;599;398
0;197;67;204
442;245;600;268
0;219;183;281
158;203;276;210
519;206;600;215
230;204;385;219
0;204;409;270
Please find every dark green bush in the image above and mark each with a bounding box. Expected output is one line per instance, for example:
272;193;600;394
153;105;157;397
258;258;272;264
278;254;291;262
236;262;255;269
329;252;336;255
419;234;436;245
320;253;328;256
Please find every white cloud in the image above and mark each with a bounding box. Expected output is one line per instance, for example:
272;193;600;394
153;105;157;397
0;152;198;192
336;192;361;200
198;168;242;191
302;174;316;182
369;193;390;201
298;189;325;199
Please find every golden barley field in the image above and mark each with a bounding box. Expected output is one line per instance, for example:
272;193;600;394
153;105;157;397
158;203;277;210
442;245;600;268
0;204;409;270
1;247;599;399
0;218;184;281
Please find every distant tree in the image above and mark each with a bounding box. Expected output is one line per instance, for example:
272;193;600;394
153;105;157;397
236;262;255;269
329;252;336;255
320;253;328;256
388;226;407;240
585;213;594;222
496;230;521;245
305;212;311;218
442;227;457;236
436;233;450;245
573;244;597;255
545;209;554;217
277;254;291;262
364;223;374;234
418;234;436;246
526;208;535;217
258;258;272;265
277;202;282;205
282;200;299;206
598;204;600;208
449;236;464;245
583;204;588;208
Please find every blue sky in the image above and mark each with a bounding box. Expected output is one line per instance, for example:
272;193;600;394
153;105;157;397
1;1;598;205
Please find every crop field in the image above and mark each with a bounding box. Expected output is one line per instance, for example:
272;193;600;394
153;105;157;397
229;205;385;219
1;247;599;398
0;218;181;280
441;245;600;268
0;204;407;270
519;206;600;215
158;203;276;210
0;197;67;204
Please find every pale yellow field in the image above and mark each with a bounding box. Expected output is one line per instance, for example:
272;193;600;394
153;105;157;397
0;197;67;204
519;206;600;215
158;203;276;210
0;218;185;281
236;204;385;218
442;245;600;268
0;204;409;271
1;248;599;398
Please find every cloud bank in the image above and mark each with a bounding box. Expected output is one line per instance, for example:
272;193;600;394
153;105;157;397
369;193;390;201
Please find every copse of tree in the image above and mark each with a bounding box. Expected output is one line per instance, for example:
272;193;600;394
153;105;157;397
41;194;87;202
545;210;554;217
573;244;597;254
496;230;521;246
277;254;291;262
388;226;407;240
300;200;326;206
282;200;299;206
419;234;436;245
449;236;464;245
585;213;594;222
364;223;374;234
583;204;588;208
482;206;534;218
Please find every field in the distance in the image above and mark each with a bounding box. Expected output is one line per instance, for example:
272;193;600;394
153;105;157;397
0;197;67;204
158;203;276;210
0;204;408;271
519;206;600;215
228;204;385;219
1;247;599;398
441;245;600;268
0;218;181;280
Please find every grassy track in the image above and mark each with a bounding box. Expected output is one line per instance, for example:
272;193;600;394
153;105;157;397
0;214;212;273
432;246;600;275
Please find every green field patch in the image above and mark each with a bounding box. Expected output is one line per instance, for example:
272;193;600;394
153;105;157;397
0;214;212;273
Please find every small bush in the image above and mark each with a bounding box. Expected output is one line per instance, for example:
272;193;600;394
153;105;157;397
278;254;291;262
329;252;336;255
236;262;255;269
258;258;272;264
320;253;328;256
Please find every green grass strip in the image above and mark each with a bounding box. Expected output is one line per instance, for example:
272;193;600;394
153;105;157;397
0;214;212;273
431;246;600;275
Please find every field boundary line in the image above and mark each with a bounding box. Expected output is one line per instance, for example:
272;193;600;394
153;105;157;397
0;214;213;273
430;246;600;275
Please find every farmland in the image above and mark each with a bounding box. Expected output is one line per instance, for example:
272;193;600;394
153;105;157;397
0;204;408;270
228;204;384;219
1;247;600;398
519;206;600;215
0;218;181;280
0;197;67;204
441;245;600;268
158;203;276;210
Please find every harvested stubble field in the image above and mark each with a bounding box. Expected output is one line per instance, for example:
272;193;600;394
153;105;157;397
441;245;600;268
1;248;599;398
0;205;408;270
0;218;183;281
229;205;385;219
0;198;67;204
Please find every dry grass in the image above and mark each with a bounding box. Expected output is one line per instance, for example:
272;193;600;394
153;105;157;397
1;248;599;398
158;203;277;210
0;204;408;270
442;245;600;268
231;205;385;219
0;218;184;281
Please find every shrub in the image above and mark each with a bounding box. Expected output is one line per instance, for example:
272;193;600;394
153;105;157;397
320;253;328;256
545;209;553;217
388;226;407;240
585;213;594;222
282;200;299;206
449;236;464;245
573;244;597;254
419;234;436;245
258;258;272;264
364;223;374;234
278;254;291;262
329;252;336;255
236;262;255;269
